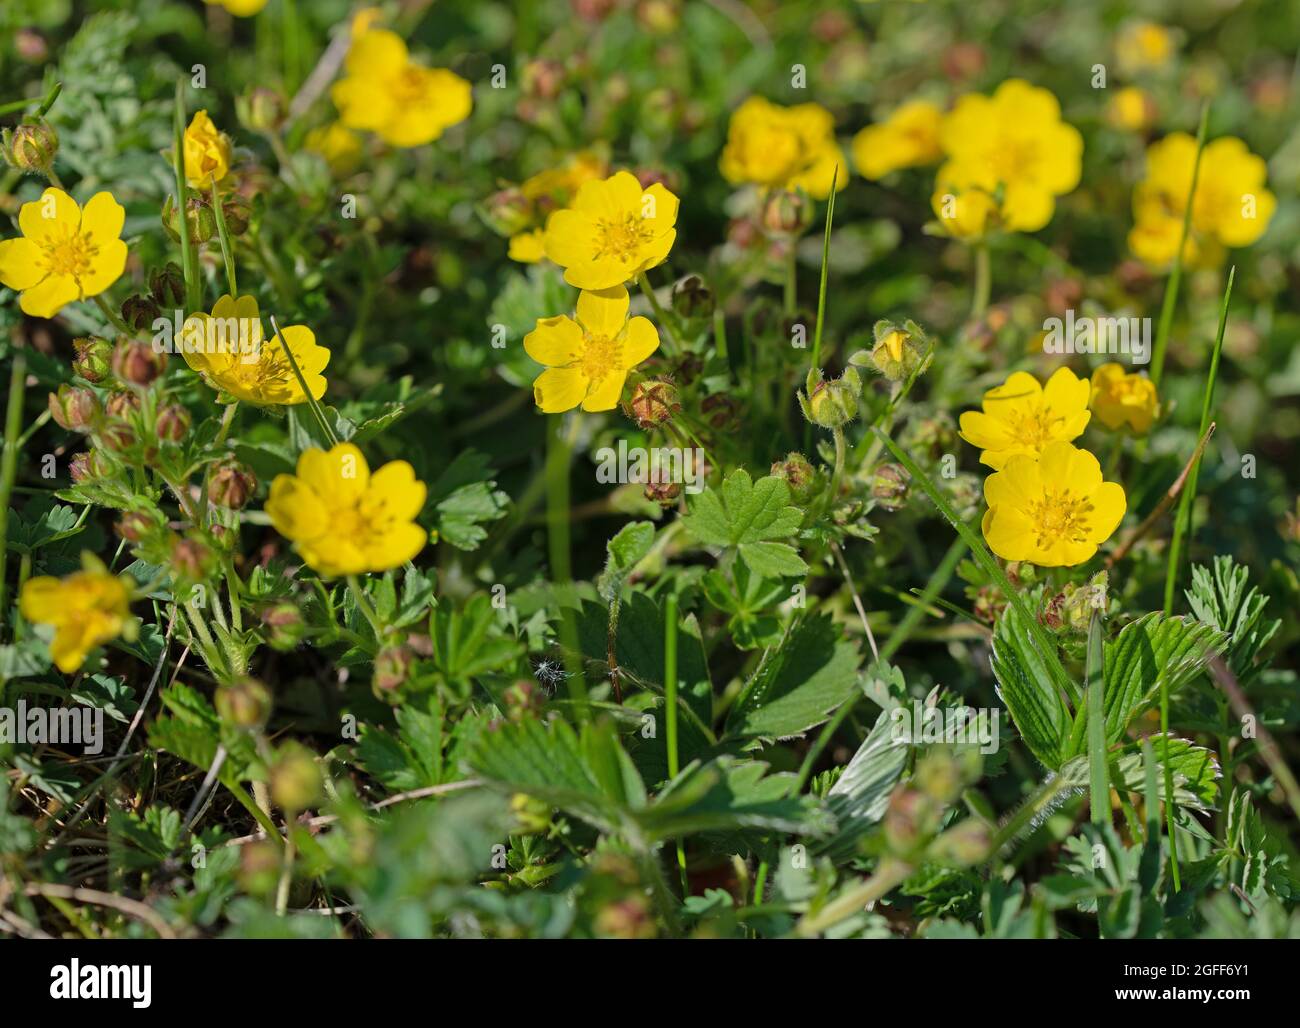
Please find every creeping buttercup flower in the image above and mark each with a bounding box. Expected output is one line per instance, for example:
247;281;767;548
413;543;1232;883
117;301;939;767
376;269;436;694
981;441;1126;567
265;442;428;577
543;171;679;290
525;286;660;413
719;96;847;199
182;294;329;406
1090;363;1158;434
0;188;127;318
958;367;1090;469
331;28;472;148
19;553;135;672
851;99;943;180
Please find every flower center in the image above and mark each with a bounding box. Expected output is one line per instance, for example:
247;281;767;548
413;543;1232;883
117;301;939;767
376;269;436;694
593;213;653;263
579;331;622;382
1027;488;1094;548
1007;403;1065;451
41;226;98;280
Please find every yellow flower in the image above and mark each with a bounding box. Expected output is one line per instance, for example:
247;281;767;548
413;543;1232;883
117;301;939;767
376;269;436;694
266;442;427;576
331;29;472;148
719;96;847;199
1116;21;1175;73
1090;363;1158;434
524;286;660;412
203;0;269;15
932;79;1082;236
183;110;233;189
981;441;1126;567
542;171;679;290
508;229;546;263
521;151;608;205
20;555;133;672
852;99;944;180
304;122;363;175
958;367;1091;469
180;294;330;406
0;188;127;319
1128;133;1276;268
1106;86;1155;132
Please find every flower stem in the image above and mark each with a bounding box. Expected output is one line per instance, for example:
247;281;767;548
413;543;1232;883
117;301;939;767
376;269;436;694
663;592;688;895
547;413;588;719
270;314;338;447
211;175;238;295
92;294;132;336
969;242;991;321
346;575;384;641
636;271;679;357
0;352;27;651
173;80;202;315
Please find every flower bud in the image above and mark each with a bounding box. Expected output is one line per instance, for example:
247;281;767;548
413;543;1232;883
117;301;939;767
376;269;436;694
260;602;305;651
220;194;252;236
624;378;680;429
799;367;860;429
239;840;281;896
481;186;534;237
850;319;927;382
236;87;287;134
70;449;113;483
594;895;656;939
510;792;552;834
929;819;992;867
111;339;166;387
208;460;256;509
644;479;682;508
104;391;141;418
701;392;742;432
71;336;113;383
521;59;565;100
149;263;187;310
270;743;322;812
883;786;940;855
115;509;159;544
770;452;818;505
170;535;214;582
870;462;911;511
14;29;48;63
671;275;714;320
155;404;191;442
162;192;216;244
216;677;272;730
761;188;813;237
48;385;100;432
120;295;162;333
2;119;58;175
373;643;415;696
99;420;136;454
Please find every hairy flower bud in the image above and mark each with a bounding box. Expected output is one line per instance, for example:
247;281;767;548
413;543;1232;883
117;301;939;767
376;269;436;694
373;643;415;696
644;479;682;508
236;87;287;134
120;295;162;333
2;119;58;175
770;452;818;505
155;404;191;442
48;385;100;432
111;339;166;387
799;367;860;429
149;263;187;310
270;743;322;812
216;677;272;730
761;187;813;236
624;378;680;429
162;192;216;244
671;275;714;320
503;680;545;722
482;186;534;237
870;462;911;511
260;602;305;652
208;460;257;509
850;319;927;382
104;391;141;418
70;335;113;383
170;535;214;582
115;509;159;544
221;194;252;237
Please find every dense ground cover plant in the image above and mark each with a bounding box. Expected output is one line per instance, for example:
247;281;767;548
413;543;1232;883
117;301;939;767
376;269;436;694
0;0;1298;940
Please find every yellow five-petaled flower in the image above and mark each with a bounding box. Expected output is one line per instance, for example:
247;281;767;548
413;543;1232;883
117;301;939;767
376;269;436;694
20;555;135;672
180;294;330;406
981;441;1126;567
0;188;128;319
1090;363;1158;434
958;367;1092;469
266;442;428;577
525;286;660;413
543;171;679;290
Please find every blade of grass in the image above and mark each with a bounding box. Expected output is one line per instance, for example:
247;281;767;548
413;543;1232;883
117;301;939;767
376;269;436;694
172;80;201;314
1085;610;1109;826
810;165;838;372
269;313;338;447
0;352;27;655
663;592;687;894
547;413;588;720
1149;102;1209;390
1163;266;1234;612
211;173;238;295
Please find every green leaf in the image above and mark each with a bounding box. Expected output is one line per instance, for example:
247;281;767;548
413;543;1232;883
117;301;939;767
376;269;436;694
1186;557;1280;684
681;469;808;578
990;600;1069;769
429;593;525;688
1059;734;1220;810
596;521;655;603
1099;612;1226;747
818;711;909;859
428;452;510;552
726;613;862;740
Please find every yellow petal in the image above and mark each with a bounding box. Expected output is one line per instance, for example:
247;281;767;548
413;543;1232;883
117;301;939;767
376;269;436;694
80;192;125;245
19;274;79;318
365;461;428;522
524;315;583;367
297;443;370;505
575;287;629;337
621;316;660;368
77;238;128;298
0;238;47;291
19;188;79;244
533;367;588;412
581;370;628;412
